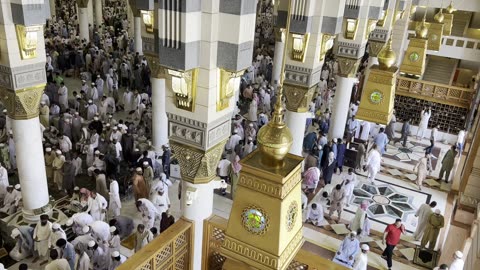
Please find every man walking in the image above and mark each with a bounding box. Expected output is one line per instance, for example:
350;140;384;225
382;219;405;270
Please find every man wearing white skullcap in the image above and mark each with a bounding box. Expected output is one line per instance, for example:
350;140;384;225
71;224;95;249
449;250;464;270
45;146;56;182
88;239;108;270
135;199;159;230
333;231;360;268
109;177;122;217
50;223;67;249
151;185;170;222
109;250;127;269
352;244;369;270
0;186;17;214
109;226;121;253
52;150;65;190
142;161;154;191
9;226;34;261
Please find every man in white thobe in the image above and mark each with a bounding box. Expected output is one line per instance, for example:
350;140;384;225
359;121;371;141
90;220;111;251
342;168;356;206
0;186;16;214
414;201;437;241
87;100;98;121
417;107;431;140
449;250;464;270
58;82;69;110
333;232;360;268
69;212;95;235
87;191;108;221
366;145;381;183
109;179;122;217
136;199;159;230
151;188;170;221
109;251;126;270
0;163;8;201
352;244;370;270
88;240;109;270
58;135;73;153
50;223;67;249
45;250;70;270
33;215;52;264
305;203;324;226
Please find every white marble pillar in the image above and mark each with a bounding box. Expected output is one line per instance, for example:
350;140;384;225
181;180;224;270
134;16;143;55
12;117;51;222
329;76;356;139
79;7;90;42
285;110;308;156
49;0;55;17
87;0;94;26
271;37;285;87
94;0;103;26
151;78;169;150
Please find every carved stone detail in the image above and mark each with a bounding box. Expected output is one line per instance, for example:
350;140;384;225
170;139;227;184
368;41;386;57
0;85;45;120
238;169;302;199
337;57;361;78
283;84;315;113
0;63;47;90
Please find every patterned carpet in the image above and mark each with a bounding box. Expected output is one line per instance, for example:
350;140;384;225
383;141;441;170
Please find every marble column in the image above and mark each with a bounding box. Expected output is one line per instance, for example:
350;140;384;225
151;77;169;150
170;141;227;270
329;76;357;139
134;16;143;55
5;87;51;223
49;0;55;17
271;28;285;87
94;0;103;26
87;0;94;26
285;111;309;156
78;6;89;42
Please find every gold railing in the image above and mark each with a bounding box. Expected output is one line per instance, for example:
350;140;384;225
396;77;474;108
202;215;348;270
118;218;193;270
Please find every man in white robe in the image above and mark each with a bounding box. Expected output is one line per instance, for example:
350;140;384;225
151;188;170;221
50;223;67;249
305;203;324;226
350;201;370;236
109;179;122;217
88;240;109;270
122;89;134;113
449;250;464;270
136;199;159;230
68;212;94;236
87;191;108;221
413;201;437;241
342;168;356;206
87;100;98;121
75;247;91;270
90;221;111;250
33;215;52;264
109;251;126;270
366;145;381;183
359;121;371;141
45;250;70;270
333;232;360;268
58;82;69;111
0;163;9;201
416;107;431;140
0;186;17;214
352;244;370;270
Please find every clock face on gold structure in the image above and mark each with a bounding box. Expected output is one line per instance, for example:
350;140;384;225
286;201;298;232
242;207;269;235
369;90;384;104
409;52;420;62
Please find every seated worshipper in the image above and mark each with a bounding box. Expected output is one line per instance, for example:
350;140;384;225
56;238;75;270
0;185;18;214
332;231;360;268
109;251;126;270
50;223;67;249
302;167;320;194
305;203;325;226
350;200;371;236
9;226;34;261
86;190;108;221
135;224;154;252
136;198;160;230
88;240;109;270
109;216;135;239
160;211;175;233
109;226;121;253
32;214;52;264
45;249;70;270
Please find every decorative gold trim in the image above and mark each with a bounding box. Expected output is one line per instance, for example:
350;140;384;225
283;83;315;113
141;10;154;33
443;13;453;35
163;68;198;112
15;25;41;60
319;34;334;61
217;69;244;112
400;38;427;76
241;206;270;235
336;57;360;78
427;22;444;51
377;10;388;27
237;169;301;199
286;201;298;232
274;28;285;43
368;41;385;58
221;236;279;269
170;139;227;184
343;18;359;40
291;33;310;62
365;19;378;39
0;85;46;120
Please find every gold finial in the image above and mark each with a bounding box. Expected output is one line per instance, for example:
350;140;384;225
377;37;396;70
415;19;429;39
446;1;455;14
257;0;293;165
434;8;445;23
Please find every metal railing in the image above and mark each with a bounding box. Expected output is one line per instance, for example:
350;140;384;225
117;218;193;270
396;77;474;108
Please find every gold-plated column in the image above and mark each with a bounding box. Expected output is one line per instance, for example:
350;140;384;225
0;85;45;120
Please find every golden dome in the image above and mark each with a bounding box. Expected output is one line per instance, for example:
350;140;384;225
377;38;396;70
434;9;444;23
256;90;292;166
446;2;455;14
415;20;429;38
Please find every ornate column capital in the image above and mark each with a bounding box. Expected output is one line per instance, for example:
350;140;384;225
283;84;315;113
0;85;45;120
76;0;89;8
336;57;361;78
274;27;285;43
368;41;386;58
145;54;162;79
128;0;141;17
170;140;227;184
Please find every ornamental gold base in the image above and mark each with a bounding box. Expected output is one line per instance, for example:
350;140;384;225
400;38;427;77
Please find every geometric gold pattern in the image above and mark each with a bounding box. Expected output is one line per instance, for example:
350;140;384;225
283;84;315;113
368;41;386;58
0;85;45;120
336;57;361;78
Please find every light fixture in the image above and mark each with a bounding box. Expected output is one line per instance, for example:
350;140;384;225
446;1;455;14
377;10;388;27
344;19;358;39
141;10;153;33
167;68;198;112
291;33;309;62
15;25;42;60
319;34;334;61
400;19;428;77
217;69;244;111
